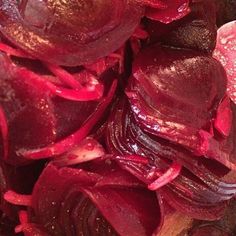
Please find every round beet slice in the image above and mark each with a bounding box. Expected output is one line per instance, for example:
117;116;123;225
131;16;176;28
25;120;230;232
0;0;143;66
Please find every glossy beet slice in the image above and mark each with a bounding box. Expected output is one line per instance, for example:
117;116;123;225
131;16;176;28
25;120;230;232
127;44;227;155
213;20;236;104
19;79;117;161
106;98;236;220
0;50;118;165
28;163;162;236
146;0;217;53
158;185;227;221
0;54;57;166
0;0;143;66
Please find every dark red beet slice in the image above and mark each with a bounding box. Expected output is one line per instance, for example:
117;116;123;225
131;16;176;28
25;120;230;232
26;163;162;236
158;185;227;221
0;54;57;166
126;42;236;171
106;97;236;220
213;20;236;104
52;69;117;140
145;0;217;53
127;44;227;155
0;0;143;66
0;50;118;165
19;78;117;161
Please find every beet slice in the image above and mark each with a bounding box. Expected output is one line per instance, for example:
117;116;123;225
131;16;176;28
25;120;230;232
213;20;236;104
127;44;227;155
127;44;236;171
19;79;117;160
159;186;227;221
0;0;143;66
0;50;118;165
106;97;236;220
145;0;217;53
27;163;162;236
0;54;57;165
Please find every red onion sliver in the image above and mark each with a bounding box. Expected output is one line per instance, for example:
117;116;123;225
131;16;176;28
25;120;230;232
4;191;32;207
0;105;8;160
148;162;182;191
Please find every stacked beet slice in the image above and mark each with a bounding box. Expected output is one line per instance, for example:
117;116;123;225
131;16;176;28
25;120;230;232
107;43;236;220
0;0;236;236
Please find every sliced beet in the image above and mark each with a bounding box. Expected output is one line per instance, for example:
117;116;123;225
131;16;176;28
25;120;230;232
52;69;117;140
0;51;118;165
127;44;227;155
52;98;98;140
106;98;236;220
0;0;143;66
0;54;57;165
28;163;162;236
213;20;236;104
1;1;236;234
159;186;227;221
126;43;236;171
145;0;217;53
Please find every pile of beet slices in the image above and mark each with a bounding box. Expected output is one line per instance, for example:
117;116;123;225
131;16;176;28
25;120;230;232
0;0;236;235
